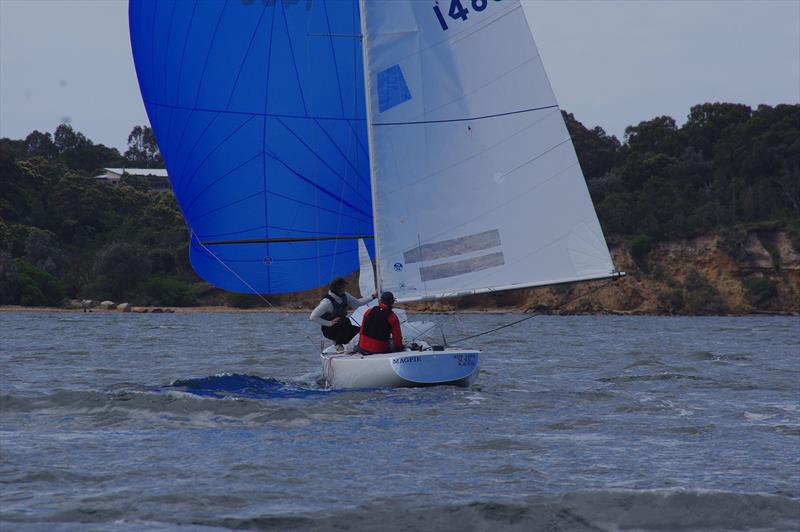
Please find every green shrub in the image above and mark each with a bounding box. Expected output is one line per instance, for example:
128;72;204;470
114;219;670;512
147;248;176;275
719;227;749;261
629;234;653;266
550;283;573;295
140;277;197;307
0;219;10;252
683;269;726;314
787;223;800;254
13;259;64;306
762;242;780;272
657;287;684;313
92;242;150;300
227;292;262;309
742;276;777;307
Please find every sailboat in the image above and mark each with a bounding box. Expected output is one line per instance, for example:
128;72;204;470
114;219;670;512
129;0;619;389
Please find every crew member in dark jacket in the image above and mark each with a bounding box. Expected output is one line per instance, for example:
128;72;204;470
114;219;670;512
309;277;373;347
358;292;404;355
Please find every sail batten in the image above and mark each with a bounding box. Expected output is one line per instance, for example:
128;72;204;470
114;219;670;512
372;104;560;127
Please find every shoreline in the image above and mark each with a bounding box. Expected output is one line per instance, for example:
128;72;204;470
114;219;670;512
1;305;797;317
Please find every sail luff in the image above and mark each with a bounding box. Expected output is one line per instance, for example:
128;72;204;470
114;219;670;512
358;0;383;293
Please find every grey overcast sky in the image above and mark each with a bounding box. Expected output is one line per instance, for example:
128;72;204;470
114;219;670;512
1;0;798;150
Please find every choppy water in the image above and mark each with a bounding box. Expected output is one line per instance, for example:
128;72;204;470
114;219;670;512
1;311;798;531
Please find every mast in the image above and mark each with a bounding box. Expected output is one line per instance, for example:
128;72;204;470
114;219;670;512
358;0;382;294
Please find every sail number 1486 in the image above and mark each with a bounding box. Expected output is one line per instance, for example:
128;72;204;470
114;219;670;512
433;0;503;31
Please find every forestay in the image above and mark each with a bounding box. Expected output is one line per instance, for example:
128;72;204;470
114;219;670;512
129;0;373;294
360;0;615;302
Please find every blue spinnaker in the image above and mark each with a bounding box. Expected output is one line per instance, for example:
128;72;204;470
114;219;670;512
129;0;371;294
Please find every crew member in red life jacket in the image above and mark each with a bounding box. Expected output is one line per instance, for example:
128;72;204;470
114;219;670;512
358;291;404;355
309;277;373;348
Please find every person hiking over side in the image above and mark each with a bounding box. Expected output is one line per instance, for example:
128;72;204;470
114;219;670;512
309;277;373;348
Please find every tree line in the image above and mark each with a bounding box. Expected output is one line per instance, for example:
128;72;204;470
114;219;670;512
1;102;798;307
0;124;192;306
565;103;799;245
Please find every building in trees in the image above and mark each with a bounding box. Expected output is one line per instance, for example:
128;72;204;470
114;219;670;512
94;168;170;191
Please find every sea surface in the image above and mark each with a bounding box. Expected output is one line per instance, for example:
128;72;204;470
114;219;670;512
1;311;798;531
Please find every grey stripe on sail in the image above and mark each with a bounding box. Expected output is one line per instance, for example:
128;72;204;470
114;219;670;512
419;252;505;282
404;230;502;264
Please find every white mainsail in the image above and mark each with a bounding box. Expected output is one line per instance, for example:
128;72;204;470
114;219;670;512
360;0;615;302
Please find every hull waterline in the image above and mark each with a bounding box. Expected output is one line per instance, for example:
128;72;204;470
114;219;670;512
321;349;480;390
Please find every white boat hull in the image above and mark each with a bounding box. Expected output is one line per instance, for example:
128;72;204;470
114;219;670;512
321;348;480;390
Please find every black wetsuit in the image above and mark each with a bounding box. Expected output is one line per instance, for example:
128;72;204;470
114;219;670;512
320;294;360;345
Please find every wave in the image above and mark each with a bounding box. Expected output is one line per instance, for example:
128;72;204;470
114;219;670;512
6;489;794;531
598;373;706;383
185;490;800;532
0;375;335;430
688;350;752;362
167;373;329;399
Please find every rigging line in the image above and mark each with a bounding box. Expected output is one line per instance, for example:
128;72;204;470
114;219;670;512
373;104;559;127
328;0;360;286
267;181;371;224
201;235;374;246
173;112;221;190
192;189;263;222
283;1;317;239
408;308;462;344
449;278;620;345
160;0;177;104
308;33;362;38
262;4;279;295
192;230;277;309
223;2;269;110
188;179;370;226
159;0;178;156
192;0;230;108
386;54;542;130
146;1;162;137
322;0;347;118
275;117;370;204
205;246;357;264
177;115;259;197
281;0;309;113
405;316;445;343
200;223;355;239
303;8;322;289
346;119;370;159
264;149;372;219
351;0;359;116
183;151;263;213
313;119;371;191
328;119;353;281
377;107;560;198
165;0;199;156
143;99;365;122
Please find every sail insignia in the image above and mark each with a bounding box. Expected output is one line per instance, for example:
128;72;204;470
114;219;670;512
377;65;412;112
